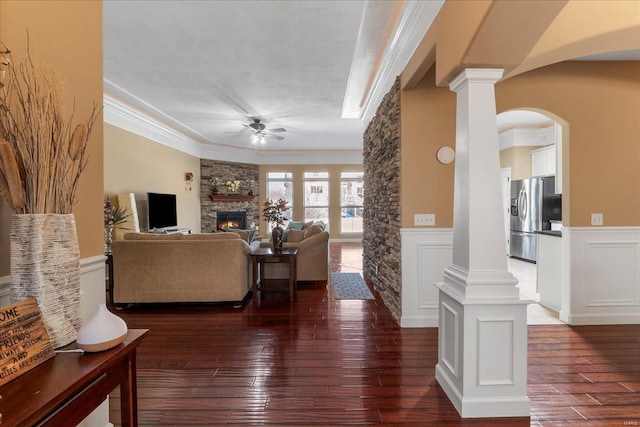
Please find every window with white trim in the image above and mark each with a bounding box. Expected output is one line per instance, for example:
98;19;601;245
340;172;364;233
303;172;329;224
266;172;293;231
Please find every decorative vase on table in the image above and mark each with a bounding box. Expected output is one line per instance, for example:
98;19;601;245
10;214;81;349
104;225;114;254
272;225;285;251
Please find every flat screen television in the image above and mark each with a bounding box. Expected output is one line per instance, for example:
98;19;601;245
147;192;177;230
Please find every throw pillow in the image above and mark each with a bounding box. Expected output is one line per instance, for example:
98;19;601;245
225;228;255;244
302;220;314;230
287;221;304;231
303;224;323;240
287;230;305;243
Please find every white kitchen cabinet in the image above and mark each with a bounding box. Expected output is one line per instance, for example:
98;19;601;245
531;144;556;177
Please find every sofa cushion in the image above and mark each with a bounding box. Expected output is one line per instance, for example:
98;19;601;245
124;232;183;240
182;233;240;241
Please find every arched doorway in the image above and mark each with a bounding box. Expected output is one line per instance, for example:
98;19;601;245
497;108;569;324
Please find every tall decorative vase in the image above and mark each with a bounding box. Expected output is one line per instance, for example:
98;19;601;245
104;225;113;254
10;214;81;349
272;225;284;251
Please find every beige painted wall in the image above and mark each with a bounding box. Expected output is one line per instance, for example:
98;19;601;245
499;146;537;180
497;61;640;227
401;61;639;229
258;164;363;239
0;0;103;277
400;67;456;228
104;124;202;233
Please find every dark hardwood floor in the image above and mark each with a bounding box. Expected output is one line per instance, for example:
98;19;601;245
109;242;640;426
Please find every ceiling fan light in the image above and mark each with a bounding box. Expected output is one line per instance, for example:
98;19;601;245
260;135;266;144
250;134;259;144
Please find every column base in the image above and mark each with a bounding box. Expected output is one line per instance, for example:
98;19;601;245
435;282;531;418
435;364;530;418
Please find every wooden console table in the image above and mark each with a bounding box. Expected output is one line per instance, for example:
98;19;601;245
0;329;148;427
250;248;298;302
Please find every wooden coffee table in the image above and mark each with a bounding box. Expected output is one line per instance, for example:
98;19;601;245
250;247;298;302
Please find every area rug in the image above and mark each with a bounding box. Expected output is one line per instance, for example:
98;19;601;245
330;272;375;300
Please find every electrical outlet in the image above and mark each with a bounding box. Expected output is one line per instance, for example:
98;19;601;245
591;213;604;226
414;214;436;226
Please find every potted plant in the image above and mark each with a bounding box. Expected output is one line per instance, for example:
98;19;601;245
103;197;131;254
262;198;289;250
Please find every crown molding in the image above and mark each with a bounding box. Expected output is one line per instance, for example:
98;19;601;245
498;126;556;151
360;0;444;124
255;150;362;165
103;95;204;159
104;93;362;165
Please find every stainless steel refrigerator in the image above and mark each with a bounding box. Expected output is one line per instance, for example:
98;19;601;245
510;176;561;262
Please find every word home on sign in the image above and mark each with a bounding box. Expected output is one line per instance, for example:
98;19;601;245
0;298;54;386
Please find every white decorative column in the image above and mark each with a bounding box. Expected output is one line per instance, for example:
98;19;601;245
435;69;530;418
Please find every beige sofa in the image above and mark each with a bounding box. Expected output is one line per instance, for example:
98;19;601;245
261;222;329;281
111;232;255;304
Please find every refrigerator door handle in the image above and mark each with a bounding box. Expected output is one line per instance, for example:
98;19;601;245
518;189;528;222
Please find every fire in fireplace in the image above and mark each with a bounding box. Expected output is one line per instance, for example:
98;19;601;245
216;211;247;231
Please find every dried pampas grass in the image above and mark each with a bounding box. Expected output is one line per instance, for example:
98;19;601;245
0;37;100;214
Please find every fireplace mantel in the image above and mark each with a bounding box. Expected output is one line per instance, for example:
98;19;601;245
209;194;256;202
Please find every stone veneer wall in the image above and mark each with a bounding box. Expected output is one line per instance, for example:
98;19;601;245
362;78;401;322
200;159;260;233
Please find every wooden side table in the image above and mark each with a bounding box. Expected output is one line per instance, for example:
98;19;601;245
250;248;298;302
105;253;114;304
0;329;148;427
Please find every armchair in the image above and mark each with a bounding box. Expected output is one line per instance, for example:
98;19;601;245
260;224;329;281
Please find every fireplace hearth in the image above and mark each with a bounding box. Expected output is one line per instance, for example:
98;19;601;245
216;211;247;231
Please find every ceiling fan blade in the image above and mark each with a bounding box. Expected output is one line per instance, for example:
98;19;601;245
268;134;285;141
268;128;287;133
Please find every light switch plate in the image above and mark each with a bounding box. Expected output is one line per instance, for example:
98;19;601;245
415;214;436;226
591;213;604;226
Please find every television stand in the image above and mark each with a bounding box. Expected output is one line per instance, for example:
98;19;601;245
148;228;192;235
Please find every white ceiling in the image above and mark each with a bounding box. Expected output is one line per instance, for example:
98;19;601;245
103;1;443;160
103;2;638;161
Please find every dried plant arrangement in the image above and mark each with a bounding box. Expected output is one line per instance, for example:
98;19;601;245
0;38;100;214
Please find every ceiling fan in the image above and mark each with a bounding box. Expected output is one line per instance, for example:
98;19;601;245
243;118;286;144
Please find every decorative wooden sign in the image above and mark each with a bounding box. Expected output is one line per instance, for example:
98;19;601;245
0;298;54;386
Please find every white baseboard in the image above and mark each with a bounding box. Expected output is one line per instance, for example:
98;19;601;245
400;228;453;327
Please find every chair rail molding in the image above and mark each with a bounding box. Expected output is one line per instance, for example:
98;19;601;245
561;226;640;325
400;228;453;327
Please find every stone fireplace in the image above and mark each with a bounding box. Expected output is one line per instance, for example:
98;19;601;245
216;211;247;231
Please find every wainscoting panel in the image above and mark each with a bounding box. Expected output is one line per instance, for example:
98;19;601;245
0;275;9;307
400;228;453;327
477;317;514;386
562;227;640;325
0;255;106;320
440;300;460;377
